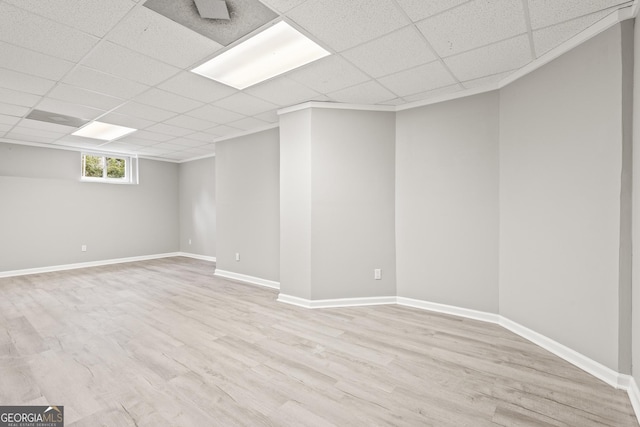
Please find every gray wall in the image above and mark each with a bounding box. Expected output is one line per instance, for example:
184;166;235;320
633;17;640;389
0;142;179;271
395;92;500;312
215;128;280;282
309;109;396;299
179;156;216;258
499;24;626;371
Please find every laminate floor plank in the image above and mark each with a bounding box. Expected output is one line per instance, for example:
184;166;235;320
0;257;637;426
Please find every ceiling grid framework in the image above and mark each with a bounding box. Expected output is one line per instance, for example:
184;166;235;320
0;0;635;162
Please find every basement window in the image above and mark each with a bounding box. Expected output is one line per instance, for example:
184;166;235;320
81;152;138;184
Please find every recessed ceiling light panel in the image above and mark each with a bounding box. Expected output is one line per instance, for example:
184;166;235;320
72;121;137;141
191;21;330;89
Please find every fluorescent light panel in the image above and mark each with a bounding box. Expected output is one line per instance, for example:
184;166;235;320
72;121;137;141
192;21;330;89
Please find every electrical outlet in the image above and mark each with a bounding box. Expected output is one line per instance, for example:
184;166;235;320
81;245;87;252
235;252;240;261
188;239;192;245
374;269;381;280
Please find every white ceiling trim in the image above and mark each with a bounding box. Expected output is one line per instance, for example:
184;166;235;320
278;101;396;116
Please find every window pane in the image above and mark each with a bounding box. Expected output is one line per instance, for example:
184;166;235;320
83;155;104;178
106;157;126;178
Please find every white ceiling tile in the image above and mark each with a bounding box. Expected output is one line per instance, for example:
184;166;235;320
227;117;269;131
208;125;244;137
532;10;612;57
255;110;279;124
165;138;208;148
259;0;306;13
10;126;66;139
0;124;13;133
0;88;41;108
528;0;625;29
4;0;135;37
133;89;204;114
17;118;77;133
402;83;464;102
158;71;238;103
396;0;469;22
0;3;98;62
81;42;180;86
0;103;30;118
0;41;74;81
164;115;216;132
417;0;527;57
245;77;322;107
161;151;194;161
343;26;436;78
378;61;457;97
96;141;141;153
36;99;104;121
99;113;155;130
54;136;109;148
287;55;370;94
137;145;176;155
215;93;278;116
145;123;193;137
0;68;55;95
328;80;396;104
116;135;160;147
288;0;409;51
445;35;532;82
184;132;217;143
186;105;243;124
130;130;174;142
63;66;149;99
107;7;222;69
48;84;125;111
379;97;407;106
461;71;517;89
0;115;20;126
5;132;58;144
150;142;187;152
113;102;176;122
181;145;216;156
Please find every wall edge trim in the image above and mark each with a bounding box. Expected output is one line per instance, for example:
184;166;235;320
276;293;632;397
177;252;216;263
214;269;280;289
277;294;396;309
0;252;181;278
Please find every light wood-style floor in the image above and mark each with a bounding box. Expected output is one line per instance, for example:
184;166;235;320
0;257;637;426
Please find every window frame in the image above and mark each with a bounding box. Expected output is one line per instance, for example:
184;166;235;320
80;151;138;184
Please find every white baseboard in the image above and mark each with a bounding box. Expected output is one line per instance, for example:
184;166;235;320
178;252;216;263
0;252;181;278
277;294;396;309
277;291;636;408
214;269;280;290
396;296;501;324
628;377;640;421
498;317;627;390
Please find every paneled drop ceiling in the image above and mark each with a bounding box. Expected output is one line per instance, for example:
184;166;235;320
0;0;635;162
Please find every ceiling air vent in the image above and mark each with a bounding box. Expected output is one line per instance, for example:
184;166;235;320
25;110;89;128
194;0;230;20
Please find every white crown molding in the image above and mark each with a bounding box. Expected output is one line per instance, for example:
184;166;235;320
278;101;396;116
177;252;216;263
178;153;216;164
0;252;181;278
277;293;396;309
500;6;634;88
210;123;279;143
214;269;280;289
395;84;500;112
